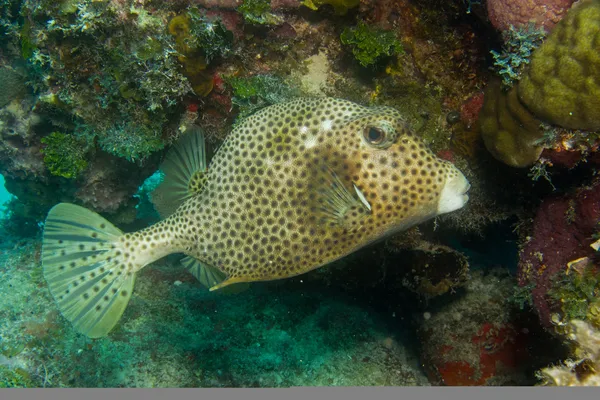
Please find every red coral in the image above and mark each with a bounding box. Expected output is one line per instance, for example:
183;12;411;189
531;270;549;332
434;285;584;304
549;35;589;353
205;9;243;39
541;149;584;169
460;91;484;128
212;73;227;93
487;0;575;32
436;149;455;162
425;321;527;385
541;149;600;170
187;103;199;113
518;179;600;326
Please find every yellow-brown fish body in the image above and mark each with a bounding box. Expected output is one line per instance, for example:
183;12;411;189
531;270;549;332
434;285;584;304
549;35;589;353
41;98;469;338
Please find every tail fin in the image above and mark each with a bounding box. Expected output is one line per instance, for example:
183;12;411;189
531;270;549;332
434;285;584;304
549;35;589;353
42;203;136;338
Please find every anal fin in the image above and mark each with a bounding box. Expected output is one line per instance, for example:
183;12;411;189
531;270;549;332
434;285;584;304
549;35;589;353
181;256;249;294
181;256;226;288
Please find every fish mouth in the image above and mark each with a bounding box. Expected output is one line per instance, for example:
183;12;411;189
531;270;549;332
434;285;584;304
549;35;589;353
460;183;471;195
458;181;470;205
436;171;470;215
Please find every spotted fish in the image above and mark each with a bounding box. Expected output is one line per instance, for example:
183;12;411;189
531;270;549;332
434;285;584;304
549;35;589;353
41;98;470;338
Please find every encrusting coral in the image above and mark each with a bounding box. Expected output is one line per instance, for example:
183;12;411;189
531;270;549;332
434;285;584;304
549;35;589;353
0;66;27;107
487;0;576;32
517;177;600;327
538;319;600;386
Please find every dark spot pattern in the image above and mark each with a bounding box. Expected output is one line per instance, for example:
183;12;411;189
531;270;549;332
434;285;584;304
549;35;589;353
129;98;458;287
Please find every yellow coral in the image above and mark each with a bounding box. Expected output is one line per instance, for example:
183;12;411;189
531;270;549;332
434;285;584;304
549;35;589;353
518;0;600;130
479;79;544;167
168;14;214;97
302;0;360;15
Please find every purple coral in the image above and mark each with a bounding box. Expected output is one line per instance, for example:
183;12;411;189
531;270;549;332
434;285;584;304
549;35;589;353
518;179;600;327
487;0;575;32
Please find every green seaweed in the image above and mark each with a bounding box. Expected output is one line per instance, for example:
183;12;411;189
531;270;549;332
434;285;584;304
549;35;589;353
510;282;535;311
548;263;600;326
237;0;283;25
225;74;299;120
40;132;89;179
92;118;165;163
490;23;546;88
1;342;25;358
0;366;33;388
187;8;234;62
20;20;36;60
340;21;403;67
302;0;360;15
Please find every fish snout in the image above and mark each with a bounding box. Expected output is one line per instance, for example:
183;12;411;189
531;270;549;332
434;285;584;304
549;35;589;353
436;168;470;215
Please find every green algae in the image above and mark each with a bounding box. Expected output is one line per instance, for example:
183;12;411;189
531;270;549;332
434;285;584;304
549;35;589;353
225;74;300;121
0;366;33;388
340;21;404;68
40;132;89;179
548;262;600;328
302;0;360;15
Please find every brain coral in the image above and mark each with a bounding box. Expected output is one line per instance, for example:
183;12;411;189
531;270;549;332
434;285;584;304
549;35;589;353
479;79;544;167
487;0;575;32
517;0;600;131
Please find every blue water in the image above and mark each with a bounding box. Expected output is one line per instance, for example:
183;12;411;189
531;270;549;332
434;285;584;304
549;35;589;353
0;175;14;219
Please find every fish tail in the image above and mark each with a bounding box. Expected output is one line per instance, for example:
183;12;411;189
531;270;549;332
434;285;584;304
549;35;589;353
42;203;140;338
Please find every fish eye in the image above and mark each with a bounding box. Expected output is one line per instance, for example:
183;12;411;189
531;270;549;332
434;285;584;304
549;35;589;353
364;126;385;145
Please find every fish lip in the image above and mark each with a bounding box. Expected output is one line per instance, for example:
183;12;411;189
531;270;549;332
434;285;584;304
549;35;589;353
461;183;471;195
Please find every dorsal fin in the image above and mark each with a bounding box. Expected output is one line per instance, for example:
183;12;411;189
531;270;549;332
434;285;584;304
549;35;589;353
151;125;208;218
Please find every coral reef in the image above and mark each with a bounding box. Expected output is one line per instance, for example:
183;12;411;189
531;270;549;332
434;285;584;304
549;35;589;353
419;270;532;385
490;23;546;88
17;0;194;160
517;0;600;131
168;7;234;97
518;177;600;327
0;66;27;107
385;231;470;298
487;0;576;32
340;21;403;67
479;79;544;167
538;320;600;385
481;0;600;168
0;98;44;179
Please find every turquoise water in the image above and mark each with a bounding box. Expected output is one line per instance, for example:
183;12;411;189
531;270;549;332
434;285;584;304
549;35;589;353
0;175;14;219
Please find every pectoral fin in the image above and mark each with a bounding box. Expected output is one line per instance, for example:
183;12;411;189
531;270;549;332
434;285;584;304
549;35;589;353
310;165;371;230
